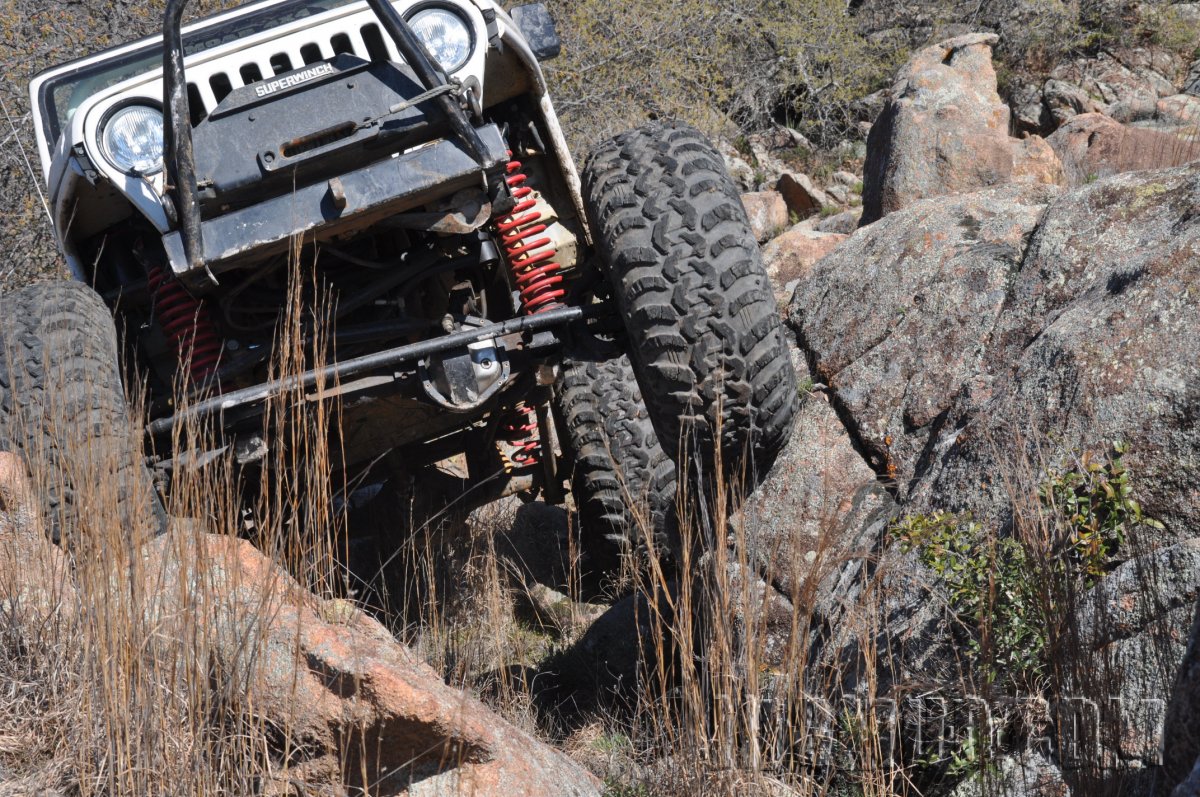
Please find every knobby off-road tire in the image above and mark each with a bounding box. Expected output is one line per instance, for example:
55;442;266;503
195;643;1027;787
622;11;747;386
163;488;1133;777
0;281;163;543
557;349;677;577
583;122;798;486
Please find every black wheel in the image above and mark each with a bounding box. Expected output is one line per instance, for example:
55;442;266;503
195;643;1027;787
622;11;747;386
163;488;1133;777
0;281;163;543
556;346;677;578
583;122;798;485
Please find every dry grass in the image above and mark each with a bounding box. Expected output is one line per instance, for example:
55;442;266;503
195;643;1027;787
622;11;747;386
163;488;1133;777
0;269;1182;797
0;255;350;794
536;0;902;152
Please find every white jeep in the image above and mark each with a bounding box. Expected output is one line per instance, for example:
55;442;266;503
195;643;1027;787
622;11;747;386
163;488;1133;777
9;0;797;571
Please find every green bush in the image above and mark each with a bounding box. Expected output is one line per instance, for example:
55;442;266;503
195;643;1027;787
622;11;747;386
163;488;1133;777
1135;4;1200;55
1038;440;1162;580
992;0;1088;75
891;443;1161;690
891;511;1045;687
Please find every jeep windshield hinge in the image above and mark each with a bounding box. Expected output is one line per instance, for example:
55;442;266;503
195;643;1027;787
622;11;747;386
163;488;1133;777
161;0;497;283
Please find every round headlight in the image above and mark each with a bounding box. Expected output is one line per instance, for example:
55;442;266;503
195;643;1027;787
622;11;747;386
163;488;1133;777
100;105;164;176
409;8;472;73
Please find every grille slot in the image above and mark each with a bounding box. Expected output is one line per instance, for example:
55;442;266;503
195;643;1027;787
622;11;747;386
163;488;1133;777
361;24;389;62
240;63;263;85
300;43;323;64
209;72;233;103
186;83;206;125
183;18;392;125
331;33;354;55
269;53;293;74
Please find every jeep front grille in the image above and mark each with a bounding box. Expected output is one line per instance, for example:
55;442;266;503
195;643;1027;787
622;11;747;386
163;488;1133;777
185;21;398;125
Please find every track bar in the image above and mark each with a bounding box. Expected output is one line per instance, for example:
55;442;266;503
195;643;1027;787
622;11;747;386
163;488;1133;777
147;305;586;436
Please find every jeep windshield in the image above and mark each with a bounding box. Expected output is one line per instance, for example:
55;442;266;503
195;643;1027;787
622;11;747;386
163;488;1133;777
34;0;358;150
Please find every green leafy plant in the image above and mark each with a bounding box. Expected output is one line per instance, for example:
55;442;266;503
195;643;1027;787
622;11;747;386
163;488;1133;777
603;779;652;797
945;725;992;781
783;143;813;169
732;134;754;160
892;443;1163;691
594;732;634;754
1038;441;1163;581
891;512;1045;685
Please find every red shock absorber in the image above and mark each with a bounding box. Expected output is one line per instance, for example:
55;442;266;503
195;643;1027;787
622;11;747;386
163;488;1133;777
492;154;566;472
494;154;566;315
146;265;223;384
498;402;541;470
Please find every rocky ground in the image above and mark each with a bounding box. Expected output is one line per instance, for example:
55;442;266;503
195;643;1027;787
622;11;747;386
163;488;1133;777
748;28;1200;797
5;2;1200;796
508;26;1200;797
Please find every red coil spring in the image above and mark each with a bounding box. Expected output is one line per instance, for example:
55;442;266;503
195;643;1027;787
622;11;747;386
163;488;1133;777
491;154;566;471
147;265;223;383
495;155;565;315
498;402;541;468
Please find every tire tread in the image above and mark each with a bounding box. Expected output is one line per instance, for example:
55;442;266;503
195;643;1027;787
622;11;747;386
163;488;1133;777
582;122;798;477
0;281;160;542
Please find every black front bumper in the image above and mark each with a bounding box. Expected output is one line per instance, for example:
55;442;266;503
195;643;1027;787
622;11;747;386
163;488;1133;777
162;0;500;287
163;122;507;289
